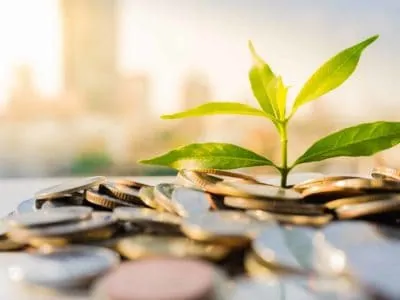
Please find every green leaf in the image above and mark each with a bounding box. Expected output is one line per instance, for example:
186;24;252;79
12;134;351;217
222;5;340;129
161;102;269;120
248;41;278;118
267;76;288;120
291;35;379;114
294;121;400;165
140;143;275;170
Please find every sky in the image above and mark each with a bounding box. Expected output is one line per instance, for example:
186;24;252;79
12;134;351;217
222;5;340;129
0;0;399;117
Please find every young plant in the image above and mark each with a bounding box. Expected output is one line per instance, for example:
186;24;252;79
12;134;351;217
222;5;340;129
141;34;400;187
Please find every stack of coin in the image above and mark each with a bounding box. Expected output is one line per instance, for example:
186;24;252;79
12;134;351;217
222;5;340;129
1;167;400;299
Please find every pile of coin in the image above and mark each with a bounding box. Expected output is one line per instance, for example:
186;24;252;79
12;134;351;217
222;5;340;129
2;166;400;299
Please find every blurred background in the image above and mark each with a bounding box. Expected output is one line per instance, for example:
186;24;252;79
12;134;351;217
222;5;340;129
0;0;398;178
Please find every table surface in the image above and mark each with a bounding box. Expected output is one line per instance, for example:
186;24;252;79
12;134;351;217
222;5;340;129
0;177;174;300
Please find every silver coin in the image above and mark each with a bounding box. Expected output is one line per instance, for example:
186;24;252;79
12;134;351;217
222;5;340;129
35;176;106;200
171;187;211;217
153;183;179;213
182;211;265;239
113;207;181;225
314;221;387;275
252;226;317;273
6;206;92;228
9;245;120;288
15;198;38;214
346;242;400;300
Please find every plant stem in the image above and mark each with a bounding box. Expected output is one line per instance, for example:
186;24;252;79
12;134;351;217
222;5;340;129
279;121;289;188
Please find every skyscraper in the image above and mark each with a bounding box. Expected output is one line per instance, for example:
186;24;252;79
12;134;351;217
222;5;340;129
61;0;118;112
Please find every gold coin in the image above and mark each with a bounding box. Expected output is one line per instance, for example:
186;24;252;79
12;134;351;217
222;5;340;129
8;212;117;247
113;207;181;226
224;196;325;215
116;235;230;261
112;178;151;189
181;211;265;247
261;172;324;188
294;176;362;193
175;170;201;189
195;169;260;183
244;251;293;279
35;176;106;200
333;178;400;191
138;186;160;209
99;183;143;205
171;187;211;217
214;181;302;200
176;170;223;193
301;183;365;202
85;189;138;210
325;193;400;210
153;183;180;213
246;210;332;227
371;166;400;182
336;196;400;220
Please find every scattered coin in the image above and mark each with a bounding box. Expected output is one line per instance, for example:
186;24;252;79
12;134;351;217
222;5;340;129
171;187;211;217
15;198;39;214
85;189;138;210
116;235;230;261
9;246;120;288
92;258;228;300
99;183;142;205
113;207;181;225
294;175;363;193
247;209;333;226
334;178;400;192
111;178;151;189
371;166;400;182
35;176;106;200
8;212;117;247
224;196;325;215
40;194;84;210
336;196;400;220
195;169;261;183
153;183;180;213
181;211;266;246
244;251;281;279
324;193;400;210
6;206;92;228
138;186;160;209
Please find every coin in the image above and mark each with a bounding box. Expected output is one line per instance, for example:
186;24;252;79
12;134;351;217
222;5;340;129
181;211;266;246
371;166;400;182
346;242;400;300
314;221;387;275
252;225;317;273
41;194;84;210
334;178;400;192
246;209;332;226
91;258;227;300
324;193;400;210
301;183;365;202
8;212;117;246
214;181;302;200
6;206;92;228
111;178;151;189
138;186;159;209
116;235;230;261
336;197;400;220
0;220;25;251
85;189;138;210
99;183;142;205
294;175;362;193
9;245;120;288
176;170;223;193
153;183;180;213
35;176;106;200
195;169;261;183
244;251;281;279
113;207;181;225
224;196;326;215
260;172;324;187
171;187;211;217
15;198;39;214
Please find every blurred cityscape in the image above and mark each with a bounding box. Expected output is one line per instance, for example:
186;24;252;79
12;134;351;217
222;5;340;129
0;0;399;177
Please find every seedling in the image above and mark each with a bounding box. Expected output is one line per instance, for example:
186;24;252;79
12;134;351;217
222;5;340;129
141;35;400;187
